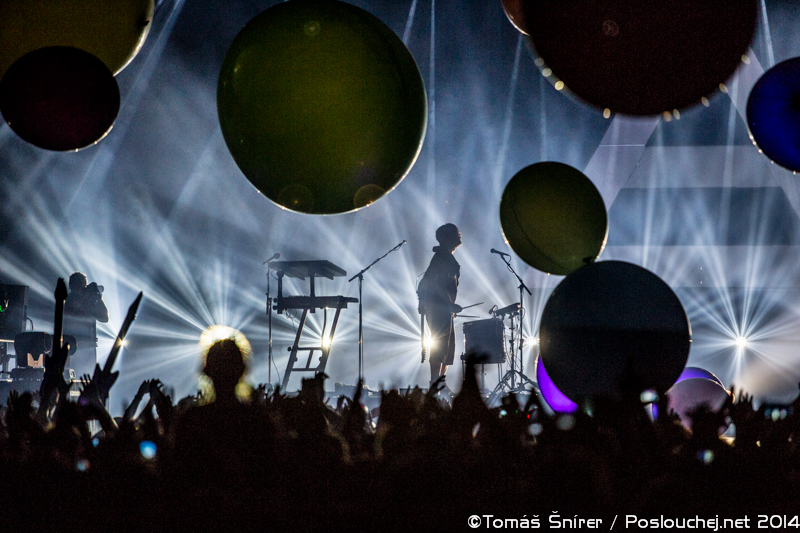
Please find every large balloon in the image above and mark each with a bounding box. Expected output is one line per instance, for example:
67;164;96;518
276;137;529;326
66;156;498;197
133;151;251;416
0;47;120;151
217;0;427;214
667;377;732;432
500;162;607;275
747;57;800;173
648;367;729;422
521;0;757;115
539;261;691;401
0;0;154;78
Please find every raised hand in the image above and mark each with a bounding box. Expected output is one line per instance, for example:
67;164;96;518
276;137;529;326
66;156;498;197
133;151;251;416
123;379;152;421
253;383;269;403
149;379;174;422
427;375;447;397
725;386;763;449
76;376;117;435
727;388;756;423
79;373;103;408
91;363;119;405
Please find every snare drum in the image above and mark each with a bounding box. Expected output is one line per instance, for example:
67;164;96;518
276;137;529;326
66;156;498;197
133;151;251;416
462;318;506;364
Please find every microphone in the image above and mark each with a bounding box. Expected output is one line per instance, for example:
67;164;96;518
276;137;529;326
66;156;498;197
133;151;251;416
491;248;510;257
262;252;281;265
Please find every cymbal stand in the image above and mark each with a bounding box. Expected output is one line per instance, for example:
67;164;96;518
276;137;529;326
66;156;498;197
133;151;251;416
266;262;276;385
349;240;407;383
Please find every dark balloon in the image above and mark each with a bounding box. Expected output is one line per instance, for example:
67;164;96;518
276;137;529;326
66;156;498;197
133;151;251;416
217;0;427;214
747;57;800;173
500;162;607;276
539;261;691;401
522;0;758;115
0;47;120;151
501;0;528;35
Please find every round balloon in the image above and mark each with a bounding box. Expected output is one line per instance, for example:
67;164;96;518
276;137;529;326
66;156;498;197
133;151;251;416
539;261;691;401
500;162;607;275
0;47;120;151
0;0;154;77
648;367;728;421
217;0;427;214
501;0;528;35
747;57;800;172
667;377;731;432
521;0;757;115
536;356;578;413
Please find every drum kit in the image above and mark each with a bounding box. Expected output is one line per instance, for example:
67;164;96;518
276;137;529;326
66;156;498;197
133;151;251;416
461;253;537;401
461;301;536;399
263;245;538;400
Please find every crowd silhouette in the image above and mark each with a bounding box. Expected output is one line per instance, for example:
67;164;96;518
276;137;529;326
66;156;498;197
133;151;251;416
2;289;800;531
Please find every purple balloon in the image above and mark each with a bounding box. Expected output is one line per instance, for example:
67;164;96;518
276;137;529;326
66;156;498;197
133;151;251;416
536;357;578;413
667;377;731;432
677;367;724;387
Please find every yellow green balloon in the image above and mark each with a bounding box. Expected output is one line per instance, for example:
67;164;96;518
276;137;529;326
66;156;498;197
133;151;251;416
500;162;608;275
217;0;427;214
0;0;154;78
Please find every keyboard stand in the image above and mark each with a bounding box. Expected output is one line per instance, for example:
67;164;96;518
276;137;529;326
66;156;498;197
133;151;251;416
281;300;347;391
269;261;356;391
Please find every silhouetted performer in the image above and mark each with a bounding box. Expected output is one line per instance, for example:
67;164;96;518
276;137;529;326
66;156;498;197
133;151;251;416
418;223;463;388
63;272;108;376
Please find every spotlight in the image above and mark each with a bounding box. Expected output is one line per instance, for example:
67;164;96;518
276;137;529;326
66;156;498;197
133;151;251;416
321;335;331;349
734;336;748;348
199;325;251;356
423;335;434;350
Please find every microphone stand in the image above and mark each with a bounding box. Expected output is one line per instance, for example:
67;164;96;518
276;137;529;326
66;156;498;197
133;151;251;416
489;253;535;403
504;255;532;379
349;241;406;383
264;254;280;388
